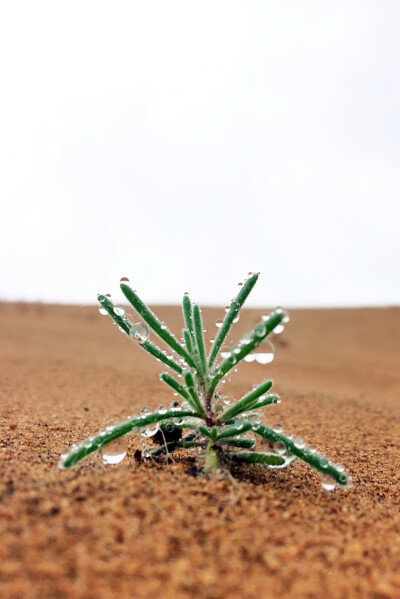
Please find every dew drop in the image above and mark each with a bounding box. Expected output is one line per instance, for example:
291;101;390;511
220;346;231;360
105;293;112;298
293;436;305;449
273;440;286;455
215;319;223;328
141;423;160;438
100;435;127;465
99;306;108;316
272;423;283;433
253;340;275;364
157;404;167;415
238;282;243;287
273;323;285;334
209;338;215;343
240;333;252;345
224;305;230;313
120;276;130;283
184;291;189;296
129;322;149;344
170;400;181;410
320;474;336;491
254;322;267;338
232;314;240;324
244;354;256;363
161;322;167;330
140;406;151;415
113;305;125;316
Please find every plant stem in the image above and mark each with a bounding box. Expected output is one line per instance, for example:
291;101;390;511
204;441;219;473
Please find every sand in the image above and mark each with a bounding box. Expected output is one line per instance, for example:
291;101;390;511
0;302;399;599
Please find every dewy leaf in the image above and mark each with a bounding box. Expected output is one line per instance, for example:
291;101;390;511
208;273;258;366
208;311;284;395
120;283;195;368
59;410;200;468
98;295;183;373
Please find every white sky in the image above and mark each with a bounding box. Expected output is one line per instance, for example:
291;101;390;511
0;1;399;307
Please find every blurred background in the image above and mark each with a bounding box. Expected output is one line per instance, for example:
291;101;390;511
0;1;399;307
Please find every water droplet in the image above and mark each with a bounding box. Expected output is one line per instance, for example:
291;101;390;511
273;440;286;455
157;404;167;415
120;276;130;283
105;293;111;298
272;423;283;433
320;474;336;491
232;314;240;324
240;333;252;345
141;423;160;438
224;305;230;313
215;319;223;328
238;282;243;287
335;463;345;473
100;435;127;465
253;340;275;364
161;322;167;330
129;322;149;344
99;306;108;315
113;304;126;316
254;322;267;338
273;323;285;334
220;346;231;360
293;436;305;449
184;291;189;296
248;271;253;276
244;354;256;363
170;400;181;410
140;406;151;415
209;338;215;343
319;457;329;469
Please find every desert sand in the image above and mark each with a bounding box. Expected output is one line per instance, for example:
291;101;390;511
0;302;399;599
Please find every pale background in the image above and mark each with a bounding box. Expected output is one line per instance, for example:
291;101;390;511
1;1;399;307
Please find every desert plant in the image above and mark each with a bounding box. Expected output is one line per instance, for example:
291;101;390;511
59;273;350;490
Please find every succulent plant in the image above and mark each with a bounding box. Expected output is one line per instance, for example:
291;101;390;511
59;273;350;490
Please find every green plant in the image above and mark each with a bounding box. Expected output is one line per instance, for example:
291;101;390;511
59;273;350;490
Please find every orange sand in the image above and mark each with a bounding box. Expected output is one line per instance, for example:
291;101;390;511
0;302;399;598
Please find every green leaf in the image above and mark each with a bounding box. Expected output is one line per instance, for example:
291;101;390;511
120;283;195;368
183;370;204;415
215;420;253;439
220;380;273;421
218;438;256;449
252;423;348;486
226;450;286;466
192;304;207;376
208;310;284;395
98;295;183;374
208;273;259;366
59;409;200;468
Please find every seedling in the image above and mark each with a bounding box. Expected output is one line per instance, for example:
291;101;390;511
59;273;350;490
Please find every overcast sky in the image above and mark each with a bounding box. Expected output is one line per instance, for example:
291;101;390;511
0;1;399;307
